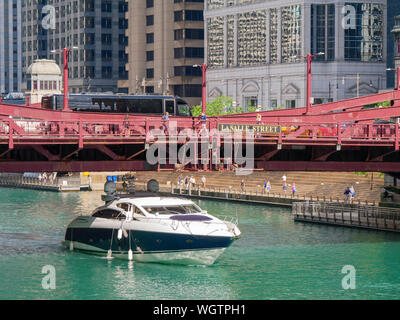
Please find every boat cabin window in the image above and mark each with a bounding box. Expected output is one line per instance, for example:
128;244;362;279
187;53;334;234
92;209;125;220
142;204;202;215
133;206;145;216
116;203;131;211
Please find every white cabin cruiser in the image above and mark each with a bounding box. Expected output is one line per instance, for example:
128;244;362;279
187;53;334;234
63;177;240;265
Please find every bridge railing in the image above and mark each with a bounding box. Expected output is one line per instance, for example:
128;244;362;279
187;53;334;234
0;118;398;147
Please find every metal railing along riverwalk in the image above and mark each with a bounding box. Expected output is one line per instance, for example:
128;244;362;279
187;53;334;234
293;201;400;232
0;174;81;191
132;181;378;207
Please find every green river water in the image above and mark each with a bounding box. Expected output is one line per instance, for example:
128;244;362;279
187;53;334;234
1;188;400;300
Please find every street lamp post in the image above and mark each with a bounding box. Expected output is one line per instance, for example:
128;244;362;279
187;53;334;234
193;63;208;115
51;47;79;111
293;52;324;114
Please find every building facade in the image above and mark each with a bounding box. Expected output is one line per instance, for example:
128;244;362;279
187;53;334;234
392;15;400;85
0;0;23;95
22;0;128;93
205;0;387;110
387;0;400;88
118;0;205;106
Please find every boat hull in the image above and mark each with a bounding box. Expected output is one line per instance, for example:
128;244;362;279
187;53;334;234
63;240;226;265
64;226;236;265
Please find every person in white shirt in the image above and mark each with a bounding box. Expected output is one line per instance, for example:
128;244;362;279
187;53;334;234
282;174;287;183
201;176;206;188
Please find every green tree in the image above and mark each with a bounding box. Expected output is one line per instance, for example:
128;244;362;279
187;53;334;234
191;95;257;116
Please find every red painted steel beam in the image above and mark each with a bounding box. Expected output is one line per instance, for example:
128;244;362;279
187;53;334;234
0;160;146;173
255;161;400;172
218;89;400;118
0;160;398;173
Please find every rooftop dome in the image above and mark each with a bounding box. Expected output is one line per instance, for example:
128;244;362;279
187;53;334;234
26;59;61;75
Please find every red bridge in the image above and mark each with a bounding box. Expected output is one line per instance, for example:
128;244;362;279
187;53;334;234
0;88;400;173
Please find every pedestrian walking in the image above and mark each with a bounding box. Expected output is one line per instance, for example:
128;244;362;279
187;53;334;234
240;179;245;192
291;182;297;197
190;176;196;188
266;181;271;195
350;185;356;200
344;186;351;201
283;182;288;196
201;176;206;188
184;176;189;188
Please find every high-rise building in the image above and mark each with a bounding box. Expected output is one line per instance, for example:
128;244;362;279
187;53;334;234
0;0;23;94
392;15;400;84
387;0;400;88
118;0;205;106
22;0;128;93
205;0;387;110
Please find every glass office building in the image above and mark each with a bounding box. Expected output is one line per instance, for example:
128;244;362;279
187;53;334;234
22;0;128;93
205;0;387;110
0;0;22;94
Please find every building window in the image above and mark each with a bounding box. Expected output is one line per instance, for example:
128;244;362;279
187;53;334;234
207;0;224;10
270;99;278;109
244;96;258;110
174;66;202;77
174;11;183;22
227;15;235;67
146;68;154;79
174;29;184;40
207;16;224;68
185;10;203;21
237;10;267;66
146;0;154;8
174;84;202;97
145;86;154;94
101;1;112;13
286;100;296;109
185;28;204;40
311;4;335;61
102;50;112;61
146;51;154;61
102;67;112;78
174;48;184;58
344;3;383;62
146;33;154;43
281;5;302;63
101;17;112;29
146;15;154;26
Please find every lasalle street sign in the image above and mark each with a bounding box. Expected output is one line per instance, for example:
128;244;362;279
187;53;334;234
218;123;281;134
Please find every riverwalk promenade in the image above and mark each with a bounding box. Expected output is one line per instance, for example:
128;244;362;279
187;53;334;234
0;173;82;192
293;201;400;233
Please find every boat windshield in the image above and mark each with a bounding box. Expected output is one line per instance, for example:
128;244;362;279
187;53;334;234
142;204;202;215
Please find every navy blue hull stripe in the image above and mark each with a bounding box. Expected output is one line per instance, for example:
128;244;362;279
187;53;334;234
65;227;234;252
